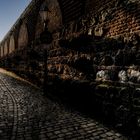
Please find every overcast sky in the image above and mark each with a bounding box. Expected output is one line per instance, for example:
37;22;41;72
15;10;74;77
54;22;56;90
0;0;31;41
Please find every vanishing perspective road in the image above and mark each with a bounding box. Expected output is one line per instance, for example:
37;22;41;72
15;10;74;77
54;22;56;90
0;69;127;140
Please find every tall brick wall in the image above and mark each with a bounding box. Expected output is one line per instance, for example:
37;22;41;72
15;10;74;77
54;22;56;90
44;0;140;82
0;0;140;136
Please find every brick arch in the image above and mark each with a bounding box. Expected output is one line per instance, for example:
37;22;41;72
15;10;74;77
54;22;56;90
9;35;15;54
0;45;4;57
35;15;43;39
18;23;28;48
35;0;62;38
4;41;9;56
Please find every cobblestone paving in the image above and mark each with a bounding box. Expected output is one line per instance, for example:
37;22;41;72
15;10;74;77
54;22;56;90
0;70;128;140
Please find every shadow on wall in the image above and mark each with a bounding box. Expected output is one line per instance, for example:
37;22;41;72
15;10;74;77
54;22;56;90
47;31;140;139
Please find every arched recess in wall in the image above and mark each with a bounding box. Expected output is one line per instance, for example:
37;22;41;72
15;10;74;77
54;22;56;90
18;23;28;49
35;0;62;38
4;41;9;56
0;46;3;57
9;35;15;54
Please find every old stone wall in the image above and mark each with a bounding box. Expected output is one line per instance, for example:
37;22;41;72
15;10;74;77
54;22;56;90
0;0;140;135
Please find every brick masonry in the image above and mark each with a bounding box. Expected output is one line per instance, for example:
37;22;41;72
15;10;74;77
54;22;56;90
0;0;140;137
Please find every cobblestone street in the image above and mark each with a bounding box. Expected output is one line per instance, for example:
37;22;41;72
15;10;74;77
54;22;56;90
0;69;127;140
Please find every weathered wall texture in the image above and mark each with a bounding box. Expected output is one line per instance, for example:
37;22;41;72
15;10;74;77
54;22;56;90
0;0;140;134
18;23;29;49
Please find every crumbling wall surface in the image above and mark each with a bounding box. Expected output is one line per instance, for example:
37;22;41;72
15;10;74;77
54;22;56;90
47;0;140;83
85;0;140;38
1;0;140;136
46;0;140;136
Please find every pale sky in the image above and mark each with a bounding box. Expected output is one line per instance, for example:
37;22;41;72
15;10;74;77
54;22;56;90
0;0;31;42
